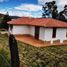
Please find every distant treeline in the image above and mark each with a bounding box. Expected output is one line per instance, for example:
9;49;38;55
0;13;20;30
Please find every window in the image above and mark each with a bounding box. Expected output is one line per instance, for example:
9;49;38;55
52;28;56;38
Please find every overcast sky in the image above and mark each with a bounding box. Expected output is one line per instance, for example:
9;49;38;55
0;0;67;17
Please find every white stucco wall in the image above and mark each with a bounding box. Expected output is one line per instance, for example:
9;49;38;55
44;28;53;41
39;27;45;41
12;25;29;35
39;27;67;42
39;27;53;41
9;25;67;43
29;26;35;36
56;28;67;40
11;25;35;36
9;26;12;34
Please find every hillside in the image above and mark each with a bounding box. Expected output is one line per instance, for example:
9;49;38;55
0;13;20;19
0;34;67;67
0;13;20;29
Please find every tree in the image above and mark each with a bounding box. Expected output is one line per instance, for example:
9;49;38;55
58;5;67;22
52;5;58;19
42;2;52;18
42;1;58;19
9;34;20;67
57;11;66;22
1;12;11;30
64;5;67;20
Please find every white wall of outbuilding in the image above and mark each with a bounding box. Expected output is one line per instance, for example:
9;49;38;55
9;25;67;43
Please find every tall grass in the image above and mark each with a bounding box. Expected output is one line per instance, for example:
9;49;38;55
0;34;10;67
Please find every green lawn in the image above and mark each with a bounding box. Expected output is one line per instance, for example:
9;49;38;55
0;34;67;67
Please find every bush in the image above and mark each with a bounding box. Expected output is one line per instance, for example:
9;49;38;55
18;42;67;67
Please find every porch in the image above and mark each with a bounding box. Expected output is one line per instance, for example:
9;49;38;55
15;35;67;47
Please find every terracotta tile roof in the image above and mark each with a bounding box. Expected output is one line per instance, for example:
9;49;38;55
7;17;67;28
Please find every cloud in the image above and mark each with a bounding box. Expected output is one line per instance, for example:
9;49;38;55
0;8;42;18
10;4;42;17
9;10;42;18
0;9;6;14
14;4;42;12
0;3;42;18
0;0;66;18
9;11;32;17
57;0;67;11
38;0;53;5
38;0;67;11
0;0;8;2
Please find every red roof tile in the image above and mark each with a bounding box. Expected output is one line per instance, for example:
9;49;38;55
7;17;67;28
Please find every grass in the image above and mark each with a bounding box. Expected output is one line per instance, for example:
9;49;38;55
0;29;7;32
0;34;67;67
0;34;10;67
18;42;67;67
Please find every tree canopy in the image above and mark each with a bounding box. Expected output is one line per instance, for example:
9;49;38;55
42;1;67;22
0;12;11;30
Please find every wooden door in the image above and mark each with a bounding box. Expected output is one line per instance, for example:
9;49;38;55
35;26;40;39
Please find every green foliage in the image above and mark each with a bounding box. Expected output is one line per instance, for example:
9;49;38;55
0;49;10;67
18;42;67;67
0;34;10;67
0;34;67;67
0;13;11;29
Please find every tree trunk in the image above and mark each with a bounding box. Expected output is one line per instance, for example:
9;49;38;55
9;34;20;67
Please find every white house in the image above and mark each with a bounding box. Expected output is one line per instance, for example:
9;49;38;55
7;17;67;44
